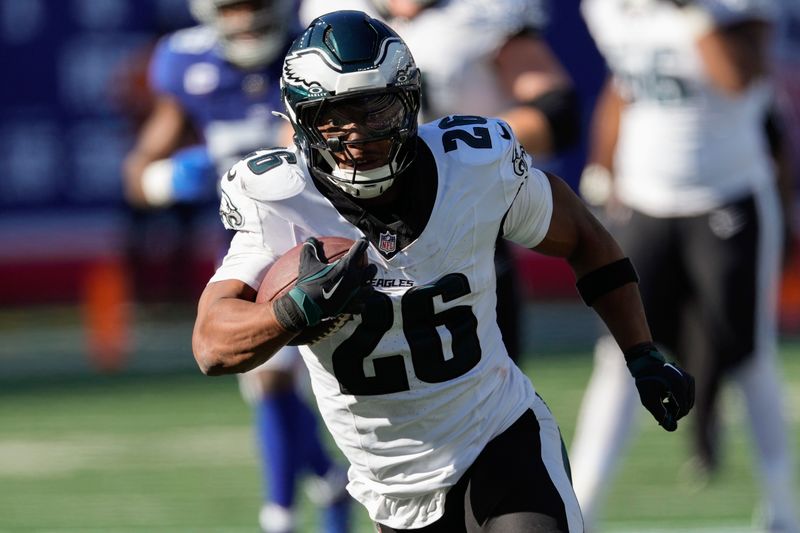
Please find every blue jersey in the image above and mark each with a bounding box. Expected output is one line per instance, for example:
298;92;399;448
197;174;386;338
150;25;290;172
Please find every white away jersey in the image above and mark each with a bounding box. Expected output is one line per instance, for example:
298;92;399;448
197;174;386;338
211;117;553;528
300;0;548;119
582;0;775;216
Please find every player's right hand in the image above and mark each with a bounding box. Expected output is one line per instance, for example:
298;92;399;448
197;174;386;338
273;237;377;332
624;342;695;432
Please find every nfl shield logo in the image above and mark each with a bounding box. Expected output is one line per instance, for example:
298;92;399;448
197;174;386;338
378;231;397;254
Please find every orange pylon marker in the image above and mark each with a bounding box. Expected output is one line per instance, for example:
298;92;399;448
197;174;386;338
83;258;131;373
779;241;800;335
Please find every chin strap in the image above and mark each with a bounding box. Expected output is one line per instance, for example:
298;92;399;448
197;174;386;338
314;148;395;199
330;164;395;198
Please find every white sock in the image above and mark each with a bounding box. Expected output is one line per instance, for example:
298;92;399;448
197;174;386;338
570;335;639;529
735;350;800;532
259;503;294;533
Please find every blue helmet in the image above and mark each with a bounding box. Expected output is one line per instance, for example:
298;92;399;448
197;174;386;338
189;0;296;68
281;10;421;198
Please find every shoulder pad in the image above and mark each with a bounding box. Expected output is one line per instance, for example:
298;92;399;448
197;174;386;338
487;118;533;193
420;116;531;169
222;148;307;203
166;26;217;55
420;116;533;204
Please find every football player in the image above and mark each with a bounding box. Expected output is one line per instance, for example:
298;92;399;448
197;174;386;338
121;2;350;532
193;11;695;532
299;0;580;362
572;0;800;531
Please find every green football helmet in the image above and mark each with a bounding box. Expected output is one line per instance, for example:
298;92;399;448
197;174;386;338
281;10;421;198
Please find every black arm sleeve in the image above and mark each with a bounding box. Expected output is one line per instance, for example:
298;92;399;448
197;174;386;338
523;86;582;153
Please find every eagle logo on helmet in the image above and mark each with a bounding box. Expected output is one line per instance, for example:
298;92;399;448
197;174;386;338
283;49;342;94
283;38;417;96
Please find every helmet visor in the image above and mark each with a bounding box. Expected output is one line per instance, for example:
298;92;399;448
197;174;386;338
311;92;407;138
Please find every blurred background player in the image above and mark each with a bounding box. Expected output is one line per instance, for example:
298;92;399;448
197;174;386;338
121;1;350;532
770;0;800;333
572;0;799;531
300;0;581;361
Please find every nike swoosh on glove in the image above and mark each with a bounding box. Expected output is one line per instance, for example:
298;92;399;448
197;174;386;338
624;342;695;432
273;237;377;333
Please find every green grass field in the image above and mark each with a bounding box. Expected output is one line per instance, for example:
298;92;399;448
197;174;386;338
1;325;798;532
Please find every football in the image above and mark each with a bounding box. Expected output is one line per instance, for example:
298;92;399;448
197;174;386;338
257;236;362;345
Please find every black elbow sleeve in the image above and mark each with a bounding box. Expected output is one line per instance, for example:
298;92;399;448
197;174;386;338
763;106;785;159
524;87;582;153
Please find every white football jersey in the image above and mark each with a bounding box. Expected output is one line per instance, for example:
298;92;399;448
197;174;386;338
300;0;548;119
210;117;553;529
582;0;775;216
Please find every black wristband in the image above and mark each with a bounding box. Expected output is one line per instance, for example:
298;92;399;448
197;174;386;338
272;295;305;333
576;257;639;306
623;341;658;363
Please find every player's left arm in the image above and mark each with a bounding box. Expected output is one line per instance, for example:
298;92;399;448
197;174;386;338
695;9;771;95
533;173;650;350
764;104;796;265
533;173;695;431
494;32;580;157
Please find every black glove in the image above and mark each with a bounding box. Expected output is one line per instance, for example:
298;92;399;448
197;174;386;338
625;342;695;432
273;237;377;332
